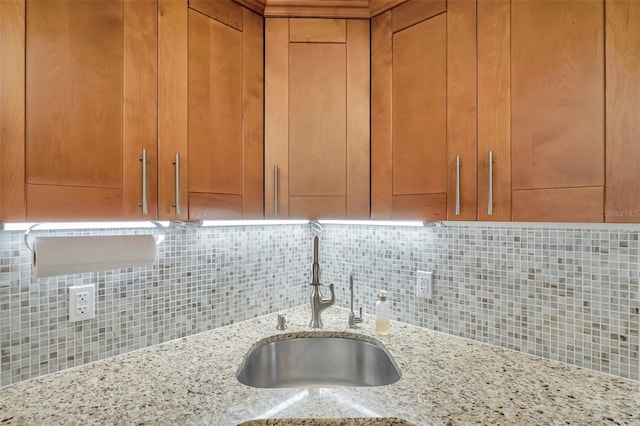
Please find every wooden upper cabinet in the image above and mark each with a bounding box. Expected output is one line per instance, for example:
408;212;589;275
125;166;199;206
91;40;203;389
477;0;511;221
510;0;605;222
25;0;157;221
478;0;606;223
265;18;369;220
605;0;640;223
159;0;264;220
0;0;26;222
372;0;476;220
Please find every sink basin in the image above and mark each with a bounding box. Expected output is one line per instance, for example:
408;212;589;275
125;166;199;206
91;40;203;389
239;418;415;425
237;335;401;388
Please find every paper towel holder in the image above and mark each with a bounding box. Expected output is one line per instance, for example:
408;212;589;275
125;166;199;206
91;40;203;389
23;221;166;252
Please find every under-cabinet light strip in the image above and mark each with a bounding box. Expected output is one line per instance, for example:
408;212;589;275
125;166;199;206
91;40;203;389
318;220;425;227
7;219;632;232
1;221;171;231
442;221;640;231
200;220;309;227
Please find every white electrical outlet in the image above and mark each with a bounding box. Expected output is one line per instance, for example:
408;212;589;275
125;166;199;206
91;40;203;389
417;270;433;300
69;284;95;322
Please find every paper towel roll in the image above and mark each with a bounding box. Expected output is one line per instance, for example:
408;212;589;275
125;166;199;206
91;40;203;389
33;235;156;278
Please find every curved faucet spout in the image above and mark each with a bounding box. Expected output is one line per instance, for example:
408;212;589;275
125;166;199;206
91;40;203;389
308;235;335;328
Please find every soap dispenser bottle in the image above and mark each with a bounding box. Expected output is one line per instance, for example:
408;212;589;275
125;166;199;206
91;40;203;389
375;290;390;335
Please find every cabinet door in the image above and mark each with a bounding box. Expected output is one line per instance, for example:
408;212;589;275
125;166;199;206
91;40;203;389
158;0;188;221
159;0;263;220
25;0;157;221
372;0;476;220
477;0;511;222
605;0;640;223
511;0;604;222
265;18;370;220
0;0;25;221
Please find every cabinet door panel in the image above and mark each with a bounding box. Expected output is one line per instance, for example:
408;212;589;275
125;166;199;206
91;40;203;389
511;1;604;191
242;8;265;218
264;19;289;218
26;0;123;188
289;43;346;197
371;12;393;220
189;0;243;30
289;18;345;42
0;0;26;221
392;194;446;221
346;19;370;219
392;14;447;196
158;0;189;221
27;185;122;221
189;193;243;220
605;0;640;223
513;187;603;223
391;0;446;33
289;197;346;220
446;0;477;221
477;0;511;221
266;17;367;219
123;0;158;219
188;9;243;195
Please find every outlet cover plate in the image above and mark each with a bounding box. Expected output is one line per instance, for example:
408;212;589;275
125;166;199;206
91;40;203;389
417;270;433;300
69;284;95;322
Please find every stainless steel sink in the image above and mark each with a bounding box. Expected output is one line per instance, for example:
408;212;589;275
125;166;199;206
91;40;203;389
237;335;401;388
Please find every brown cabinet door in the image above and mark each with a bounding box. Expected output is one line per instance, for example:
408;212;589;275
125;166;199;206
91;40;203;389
265;18;369;220
25;0;157;221
372;0;476;221
0;0;26;221
511;0;605;222
605;0;640;223
160;0;263;221
477;0;511;222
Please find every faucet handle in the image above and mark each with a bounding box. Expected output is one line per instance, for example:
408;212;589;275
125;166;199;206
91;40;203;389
276;312;287;330
349;306;363;328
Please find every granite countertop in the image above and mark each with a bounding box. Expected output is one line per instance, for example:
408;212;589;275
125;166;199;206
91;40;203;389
0;305;638;425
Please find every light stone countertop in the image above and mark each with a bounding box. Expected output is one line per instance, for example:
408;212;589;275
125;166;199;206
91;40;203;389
0;305;638;425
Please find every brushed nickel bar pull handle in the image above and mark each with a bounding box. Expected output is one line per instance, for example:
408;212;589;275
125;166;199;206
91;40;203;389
455;155;461;216
488;150;494;216
274;165;279;216
139;148;148;215
172;153;181;215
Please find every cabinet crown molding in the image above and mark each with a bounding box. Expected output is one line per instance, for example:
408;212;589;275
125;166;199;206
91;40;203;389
233;0;407;18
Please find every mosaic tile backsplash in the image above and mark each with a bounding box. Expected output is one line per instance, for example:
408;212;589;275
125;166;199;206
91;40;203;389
1;222;639;387
0;223;311;387
320;224;640;381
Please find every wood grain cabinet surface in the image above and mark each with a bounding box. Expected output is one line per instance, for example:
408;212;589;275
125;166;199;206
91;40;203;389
0;0;26;221
1;0;264;222
24;0;157;221
265;17;370;219
3;0;639;224
372;0;476;221
159;0;264;221
509;0;605;222
479;0;640;224
605;0;640;223
189;0;264;220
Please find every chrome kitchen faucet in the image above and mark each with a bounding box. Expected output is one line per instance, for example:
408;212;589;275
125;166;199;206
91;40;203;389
309;235;334;328
348;272;363;328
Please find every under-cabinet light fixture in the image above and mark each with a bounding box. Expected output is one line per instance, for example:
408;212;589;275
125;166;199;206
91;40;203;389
318;220;425;227
200;220;309;227
1;221;170;232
